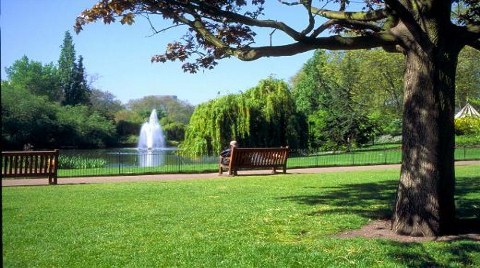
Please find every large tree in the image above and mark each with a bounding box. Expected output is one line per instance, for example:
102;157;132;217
456;46;480;107
76;1;480;236
59;31;91;106
58;31;76;105
292;50;378;150
4;56;63;102
180;78;307;156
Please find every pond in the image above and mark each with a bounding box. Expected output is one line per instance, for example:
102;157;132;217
60;147;180;167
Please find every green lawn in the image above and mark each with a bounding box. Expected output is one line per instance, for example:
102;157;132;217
3;166;480;267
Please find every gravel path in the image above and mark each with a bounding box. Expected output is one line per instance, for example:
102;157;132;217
2;161;479;187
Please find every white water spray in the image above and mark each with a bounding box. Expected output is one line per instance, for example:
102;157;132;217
137;109;166;150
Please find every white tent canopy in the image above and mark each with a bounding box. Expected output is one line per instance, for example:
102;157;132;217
455;103;480;118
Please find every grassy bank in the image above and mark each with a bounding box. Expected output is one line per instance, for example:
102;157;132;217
3;166;479;267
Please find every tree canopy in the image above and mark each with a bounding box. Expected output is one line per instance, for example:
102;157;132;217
76;1;479;72
1;82;116;149
2;34;116;149
180;78;307;156
4;56;63;102
292;50;379;150
59;31;91;106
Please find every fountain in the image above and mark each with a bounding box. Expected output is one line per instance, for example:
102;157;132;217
138;109;166;150
137;109;166;167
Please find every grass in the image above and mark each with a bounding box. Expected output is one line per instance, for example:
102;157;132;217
3;165;480;267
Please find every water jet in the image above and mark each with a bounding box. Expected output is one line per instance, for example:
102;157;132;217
137;109;166;167
137;109;165;150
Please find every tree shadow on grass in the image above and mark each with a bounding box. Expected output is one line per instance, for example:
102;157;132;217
377;239;480;267
279;174;480;230
279;175;480;266
280;179;398;219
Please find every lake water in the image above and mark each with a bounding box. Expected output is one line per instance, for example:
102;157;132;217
60;148;180;167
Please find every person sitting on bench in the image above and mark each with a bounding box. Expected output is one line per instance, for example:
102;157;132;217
220;140;238;165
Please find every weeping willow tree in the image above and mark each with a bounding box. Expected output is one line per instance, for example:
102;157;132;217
180;78;307;156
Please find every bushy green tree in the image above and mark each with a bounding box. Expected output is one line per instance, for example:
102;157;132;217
2;64;116;149
243;78;307;148
292;50;377;150
1;83;60;149
4;56;63;102
181;78;307;156
161;122;187;144
456;46;480;108
353;49;404;136
89;89;125;121
56;105;116;148
114;109;144;145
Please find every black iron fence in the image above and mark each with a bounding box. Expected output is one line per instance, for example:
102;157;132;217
52;145;480;178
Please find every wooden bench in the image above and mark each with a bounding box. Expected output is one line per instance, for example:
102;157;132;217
219;147;289;176
2;150;59;185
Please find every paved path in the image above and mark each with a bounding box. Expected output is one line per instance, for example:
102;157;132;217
2;161;479;187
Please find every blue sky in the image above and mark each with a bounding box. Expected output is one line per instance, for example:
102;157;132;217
1;0;317;105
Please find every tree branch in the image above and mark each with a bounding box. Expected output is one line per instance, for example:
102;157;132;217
300;0;316;36
142;13;186;37
186;2;306;41
234;33;397;61
310;7;388;21
336;20;384;32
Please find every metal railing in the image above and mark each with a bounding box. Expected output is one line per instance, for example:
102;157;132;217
53;145;480;178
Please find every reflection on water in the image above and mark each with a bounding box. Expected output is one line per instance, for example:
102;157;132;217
138;150;165;167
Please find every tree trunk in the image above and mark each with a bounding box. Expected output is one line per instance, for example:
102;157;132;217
392;37;460;236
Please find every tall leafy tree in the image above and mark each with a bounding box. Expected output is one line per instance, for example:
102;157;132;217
456;46;480;108
320;52;376;149
4;56;63;102
58;31;90;105
1;80;116;149
292;50;379;149
58;31;76;105
77;1;480;236
1;82;60;149
181;78;307;156
90;89;125;121
353;49;404;135
68;55;91;105
291;50;329;116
